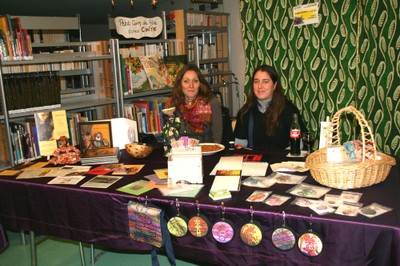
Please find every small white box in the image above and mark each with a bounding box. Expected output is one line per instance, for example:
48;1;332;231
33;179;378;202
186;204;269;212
109;118;138;150
168;147;203;184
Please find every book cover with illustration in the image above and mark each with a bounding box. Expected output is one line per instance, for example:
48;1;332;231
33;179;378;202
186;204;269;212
124;57;151;93
163;55;187;85
34;110;69;156
139;55;172;90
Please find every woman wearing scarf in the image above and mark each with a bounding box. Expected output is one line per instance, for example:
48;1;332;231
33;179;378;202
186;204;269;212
166;64;223;143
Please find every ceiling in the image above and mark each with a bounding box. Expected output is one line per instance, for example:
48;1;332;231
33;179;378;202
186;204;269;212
0;0;193;25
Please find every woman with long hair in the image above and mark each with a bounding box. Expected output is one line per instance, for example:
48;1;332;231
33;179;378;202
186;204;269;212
166;64;223;143
234;65;306;149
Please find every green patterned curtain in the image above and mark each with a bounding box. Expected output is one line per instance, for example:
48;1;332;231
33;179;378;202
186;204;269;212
240;0;400;157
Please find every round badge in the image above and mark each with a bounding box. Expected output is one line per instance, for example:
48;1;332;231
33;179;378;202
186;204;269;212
188;215;210;238
240;222;263;246
298;232;323;257
212;219;234;243
167;215;188;237
271;227;296;251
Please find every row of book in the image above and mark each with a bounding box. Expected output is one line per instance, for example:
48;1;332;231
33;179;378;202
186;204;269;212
124;98;168;135
186;13;225;27
3;72;61;114
0;15;33;61
2;109;103;165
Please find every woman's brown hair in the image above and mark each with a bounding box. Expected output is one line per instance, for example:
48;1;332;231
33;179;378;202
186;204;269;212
237;65;286;135
169;64;213;108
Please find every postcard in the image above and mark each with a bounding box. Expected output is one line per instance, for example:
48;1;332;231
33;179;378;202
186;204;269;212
358;203;393;218
85;166;113;175
16;168;54;179
340;191;362;204
335;203;362;217
117;180;153;195
241;162;269;176
291;197;322;208
242;176;276;188
286;183;331;199
0;169;21;176
161;184;204;198
24;162;49;169
270;172;307;185
44;165;91;177
246;190;272;202
264;194;291;206
102;163;124;171
270;161;308;172
210;156;244;175
237;154;262;162
211;175;241;192
158;183;200;196
144;174;168;186
309;202;336;215
112;164;144;175
324;194;343;207
154;168;169;179
216;169;241;176
80;175;122;189
48;176;85;185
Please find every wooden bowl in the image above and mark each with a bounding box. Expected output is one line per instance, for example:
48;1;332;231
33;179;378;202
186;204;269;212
125;143;154;158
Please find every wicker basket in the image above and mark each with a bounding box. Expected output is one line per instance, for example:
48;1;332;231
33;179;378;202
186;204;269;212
305;106;396;190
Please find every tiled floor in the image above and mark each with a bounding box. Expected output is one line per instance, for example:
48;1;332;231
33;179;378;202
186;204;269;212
0;230;199;266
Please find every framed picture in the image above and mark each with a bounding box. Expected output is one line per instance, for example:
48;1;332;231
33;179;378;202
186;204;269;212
78;121;113;154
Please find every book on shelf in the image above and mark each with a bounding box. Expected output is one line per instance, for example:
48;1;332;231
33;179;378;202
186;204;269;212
0;15;32;61
129;98;168;135
121;56;151;95
0;124;11;164
139;55;172;90
163;55;187;85
3;72;61;114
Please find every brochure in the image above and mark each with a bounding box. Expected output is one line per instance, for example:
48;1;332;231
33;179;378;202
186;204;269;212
80;175;122;189
117;180;153;195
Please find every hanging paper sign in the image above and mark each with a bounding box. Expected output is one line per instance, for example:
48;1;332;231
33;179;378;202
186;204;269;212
293;3;319;26
114;16;163;39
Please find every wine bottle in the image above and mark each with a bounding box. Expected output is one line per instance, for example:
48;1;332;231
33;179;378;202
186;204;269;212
290;113;301;156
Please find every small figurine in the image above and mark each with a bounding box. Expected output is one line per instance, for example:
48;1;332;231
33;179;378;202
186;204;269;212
161;107;181;155
48;136;81;165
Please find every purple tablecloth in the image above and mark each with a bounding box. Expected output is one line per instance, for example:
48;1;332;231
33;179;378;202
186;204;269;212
0;148;399;265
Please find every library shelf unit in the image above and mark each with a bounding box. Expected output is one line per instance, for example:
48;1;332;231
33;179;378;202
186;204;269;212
0;39;121;168
15;14;82;44
113;38;184;136
173;9;237;113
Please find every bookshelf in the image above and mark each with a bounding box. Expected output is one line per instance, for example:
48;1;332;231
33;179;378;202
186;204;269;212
0;39;120;167
16;14;82;44
173;9;237;112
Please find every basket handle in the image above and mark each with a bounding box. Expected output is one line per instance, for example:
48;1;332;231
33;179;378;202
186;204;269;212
326;106;377;162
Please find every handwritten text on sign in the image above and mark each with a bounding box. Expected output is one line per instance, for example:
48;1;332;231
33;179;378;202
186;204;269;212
115;16;163;39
